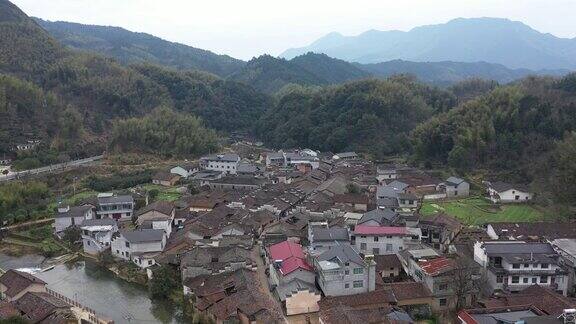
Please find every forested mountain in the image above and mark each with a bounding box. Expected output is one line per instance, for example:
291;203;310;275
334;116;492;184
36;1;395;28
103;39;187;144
281;18;576;70
35;18;245;77
255;76;457;157
359;60;568;86
0;0;271;162
411;73;576;202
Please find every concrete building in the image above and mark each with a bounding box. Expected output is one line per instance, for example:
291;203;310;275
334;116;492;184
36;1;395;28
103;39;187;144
314;244;376;296
80;218;118;255
353;225;421;255
54;204;94;235
444;176;470;198
200;153;240;175
96;193;134;221
474;241;569;295
111;229;166;268
486;181;533;203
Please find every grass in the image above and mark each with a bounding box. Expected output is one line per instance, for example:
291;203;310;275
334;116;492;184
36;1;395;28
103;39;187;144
140;183;183;202
421;196;547;225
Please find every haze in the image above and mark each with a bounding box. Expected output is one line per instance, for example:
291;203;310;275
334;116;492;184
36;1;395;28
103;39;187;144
11;0;576;60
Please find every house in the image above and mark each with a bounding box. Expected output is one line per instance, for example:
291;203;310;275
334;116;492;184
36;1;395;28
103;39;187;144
458;305;549;324
53;204;94;235
181;246;256;280
399;248;477;311
444;176;470;198
191;169;223;186
314;244;376;296
80;218;118;255
96;193;134;221
136;201;175;237
266;151;287;167
333;193;370;212
0;270;46;302
486;181;533;203
266;241;320;316
332;152;358;161
237;162;262;176
111;229;166;268
207;176;263;191
308;225;350;254
12;291;77;323
374;254;403;281
152;171;181;187
473;241;569;295
353;225;421;255
376;183;418;213
357;208;401;227
170;163;199;179
200;153;241;175
419;213;463;252
486;222;576;241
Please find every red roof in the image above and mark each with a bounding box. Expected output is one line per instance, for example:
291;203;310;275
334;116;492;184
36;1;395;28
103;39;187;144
268;240;305;261
418;257;454;276
280;256;313;275
353;225;408;236
268;241;313;275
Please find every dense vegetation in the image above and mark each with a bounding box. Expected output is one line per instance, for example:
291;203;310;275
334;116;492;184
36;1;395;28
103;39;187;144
87;170;153;192
256;76;456;157
35;18;245;77
0;181;51;224
108;107;219;157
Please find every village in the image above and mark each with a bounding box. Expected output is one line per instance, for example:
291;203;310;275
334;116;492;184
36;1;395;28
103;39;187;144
2;144;576;324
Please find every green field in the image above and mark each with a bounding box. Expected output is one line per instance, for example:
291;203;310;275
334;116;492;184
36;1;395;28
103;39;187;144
420;197;547;225
140;184;183;201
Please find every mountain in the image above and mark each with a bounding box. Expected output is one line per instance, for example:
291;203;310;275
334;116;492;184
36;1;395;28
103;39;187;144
281;18;576;70
35;18;245;77
359;60;569;86
228;53;370;93
0;0;270;163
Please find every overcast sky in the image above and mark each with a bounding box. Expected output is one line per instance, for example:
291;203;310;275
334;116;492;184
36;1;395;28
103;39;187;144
11;0;576;60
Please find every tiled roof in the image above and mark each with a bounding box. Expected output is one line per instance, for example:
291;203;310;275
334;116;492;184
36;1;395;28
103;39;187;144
317;244;365;266
0;270;45;298
0;301;18;318
488;181;529;193
479;285;576;316
54;205;92;219
312;226;349;241
137;200;175;216
13;292;70;323
385;282;433;301
418;257;455;276
268;240;305;261
279;257;313;275
121;229;164;243
374;254;402;271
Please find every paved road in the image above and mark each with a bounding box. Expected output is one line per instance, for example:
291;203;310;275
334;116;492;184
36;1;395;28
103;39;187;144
0;155;104;183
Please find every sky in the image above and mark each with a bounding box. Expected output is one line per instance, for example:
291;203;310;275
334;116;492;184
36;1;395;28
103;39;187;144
11;0;576;60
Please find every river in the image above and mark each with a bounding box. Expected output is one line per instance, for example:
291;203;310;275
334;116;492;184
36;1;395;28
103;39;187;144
0;253;187;324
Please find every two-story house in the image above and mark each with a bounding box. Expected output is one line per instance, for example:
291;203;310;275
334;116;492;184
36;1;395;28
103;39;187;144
53;204;94;236
314;244;376;296
443;177;470;198
80;218;118;255
136;201;175;238
353;225;421;255
96;193;134;221
111;229;166;268
473;241;569;295
485;181;533;203
308;224;350;255
200;153;241;175
419;213;463;252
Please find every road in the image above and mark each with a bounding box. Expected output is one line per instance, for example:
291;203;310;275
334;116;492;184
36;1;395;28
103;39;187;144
0;155;104;183
1;218;54;231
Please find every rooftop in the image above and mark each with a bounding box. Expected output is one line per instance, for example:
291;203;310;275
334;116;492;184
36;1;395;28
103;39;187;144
121;229;165;243
98;194;134;205
418;256;455;276
201;153;240;163
0;270;46;298
312;226;349;242
353;225;414;236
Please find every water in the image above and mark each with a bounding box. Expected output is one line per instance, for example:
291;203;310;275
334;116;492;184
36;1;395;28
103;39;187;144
0;253;186;324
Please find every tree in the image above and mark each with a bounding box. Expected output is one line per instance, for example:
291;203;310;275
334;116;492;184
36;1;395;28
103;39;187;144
149;264;181;299
148;189;159;202
552;132;576;204
452;256;485;311
346;183;360;194
62;226;81;245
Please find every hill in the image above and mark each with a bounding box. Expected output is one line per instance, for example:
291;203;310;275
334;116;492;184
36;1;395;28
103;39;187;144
359;60;568;86
255;76;457;157
281;18;576;70
35;18;245;77
228;53;370;93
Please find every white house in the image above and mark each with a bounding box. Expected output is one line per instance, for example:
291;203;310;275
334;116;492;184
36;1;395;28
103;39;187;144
444;176;470;198
54;205;94;236
353;225;421;255
80;218;118;255
96;193;134;221
486;181;533;203
170;163;199;179
200;154;240;175
111;229;166;268
136;201;175;238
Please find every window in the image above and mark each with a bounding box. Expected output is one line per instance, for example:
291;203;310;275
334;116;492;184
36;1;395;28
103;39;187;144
148;260;153;265
512;264;520;269
541;263;549;269
116;249;119;254
353;268;364;275
524;263;529;268
345;270;349;275
360;243;367;250
439;298;447;307
353;280;363;288
438;283;448;291
496;276;503;283
540;276;548;283
511;276;520;283
523;278;529;283
125;242;130;248
374;237;379;242
532;278;537;284
344;283;349;288
373;248;379;254
386;244;393;252
87;241;90;246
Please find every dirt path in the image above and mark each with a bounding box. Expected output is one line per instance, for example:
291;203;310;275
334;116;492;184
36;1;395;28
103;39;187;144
252;246;288;323
1;218;54;231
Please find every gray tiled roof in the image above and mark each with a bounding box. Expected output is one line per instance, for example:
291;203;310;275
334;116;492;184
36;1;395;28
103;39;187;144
312;227;349;242
121;229;164;243
98;195;134;205
446;176;466;186
275;278;318;302
201;153;240;162
483;242;555;255
54;205;92;218
359;208;400;226
317;244;365;266
80;218;116;226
